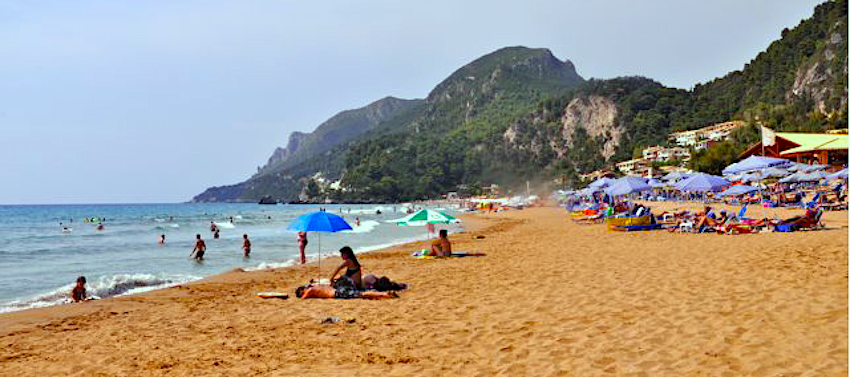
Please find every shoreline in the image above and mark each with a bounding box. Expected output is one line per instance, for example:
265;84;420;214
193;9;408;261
0;211;493;332
0;205;468;315
1;206;846;376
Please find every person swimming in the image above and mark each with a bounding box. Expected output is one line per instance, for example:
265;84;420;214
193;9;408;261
158;234;166;244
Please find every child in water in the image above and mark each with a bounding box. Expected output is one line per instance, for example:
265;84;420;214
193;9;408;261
71;276;87;302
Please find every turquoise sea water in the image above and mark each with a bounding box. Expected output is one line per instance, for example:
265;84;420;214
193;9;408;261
0;203;461;312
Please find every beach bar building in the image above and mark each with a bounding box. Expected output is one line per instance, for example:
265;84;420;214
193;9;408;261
740;131;849;167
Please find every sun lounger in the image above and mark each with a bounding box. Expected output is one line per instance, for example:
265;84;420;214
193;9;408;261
773;207;824;232
612;223;664;232
411;251;486;258
605;215;654;231
736;205;753;222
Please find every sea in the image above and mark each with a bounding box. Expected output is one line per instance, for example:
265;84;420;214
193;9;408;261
0;203;462;313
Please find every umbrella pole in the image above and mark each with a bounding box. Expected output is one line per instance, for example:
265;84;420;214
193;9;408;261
317;232;321;282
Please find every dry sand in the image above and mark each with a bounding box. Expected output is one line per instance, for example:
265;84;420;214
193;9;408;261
1;206;847;376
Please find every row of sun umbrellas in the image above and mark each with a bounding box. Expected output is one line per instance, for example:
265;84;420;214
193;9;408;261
579;155;846;199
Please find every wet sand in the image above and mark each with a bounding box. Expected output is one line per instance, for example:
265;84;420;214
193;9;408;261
1;206;847;376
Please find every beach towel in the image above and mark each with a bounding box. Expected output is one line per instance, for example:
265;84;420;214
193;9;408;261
254;292;289;299
411;250;485;258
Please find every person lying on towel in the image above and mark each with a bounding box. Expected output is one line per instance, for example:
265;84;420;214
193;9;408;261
295;246;402;299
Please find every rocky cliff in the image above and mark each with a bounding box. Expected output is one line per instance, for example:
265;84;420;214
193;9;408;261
257;96;423;177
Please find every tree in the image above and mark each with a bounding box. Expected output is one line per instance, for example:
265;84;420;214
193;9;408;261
305;179;321;200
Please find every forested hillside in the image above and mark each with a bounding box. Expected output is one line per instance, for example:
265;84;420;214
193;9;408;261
192;0;847;203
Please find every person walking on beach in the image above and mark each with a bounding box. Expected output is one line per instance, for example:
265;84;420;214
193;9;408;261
297;231;308;264
191;234;206;260
242;234;251;257
71;276;87;302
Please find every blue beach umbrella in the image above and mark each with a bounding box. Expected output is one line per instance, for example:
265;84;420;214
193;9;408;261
739;172;764;183
718;185;760;197
288;212;352;278
797;171;828;182
779;172;805;183
648;179;666;188
661;172;691;182
604;177;651;197
760;167;790;178
792;163;829;172
722;156;792;175
589;177;615;188
675;173;730;192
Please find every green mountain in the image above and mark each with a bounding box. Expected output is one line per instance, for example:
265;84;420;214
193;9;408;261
192;46;584;202
257;96;423;177
192;0;847;202
191;96;422;202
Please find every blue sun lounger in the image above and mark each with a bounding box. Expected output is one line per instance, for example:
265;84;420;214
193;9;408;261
613;223;664;232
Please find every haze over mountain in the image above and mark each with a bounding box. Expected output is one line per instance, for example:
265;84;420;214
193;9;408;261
193;0;847;203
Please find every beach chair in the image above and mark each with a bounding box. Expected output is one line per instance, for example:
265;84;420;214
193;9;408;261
735;205;753;222
613;223;664;232
774;208;824;232
804;192;821;209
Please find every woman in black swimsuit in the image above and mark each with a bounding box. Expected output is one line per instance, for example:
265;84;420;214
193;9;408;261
329;246;362;290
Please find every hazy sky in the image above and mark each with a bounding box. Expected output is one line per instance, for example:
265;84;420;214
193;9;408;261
0;0;825;204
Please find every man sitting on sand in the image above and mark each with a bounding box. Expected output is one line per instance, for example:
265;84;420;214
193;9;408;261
191;234;206;260
71;276;87;302
428;229;452;257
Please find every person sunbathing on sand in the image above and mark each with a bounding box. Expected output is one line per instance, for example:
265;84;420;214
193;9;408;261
295;285;398;299
427;229;452;256
695;209;728;231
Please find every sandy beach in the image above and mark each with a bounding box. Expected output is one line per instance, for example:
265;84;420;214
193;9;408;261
1;205;847;376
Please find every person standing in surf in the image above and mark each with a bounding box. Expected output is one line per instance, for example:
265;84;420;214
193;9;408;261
297;231;308;264
242;234;251;257
191;234;206;260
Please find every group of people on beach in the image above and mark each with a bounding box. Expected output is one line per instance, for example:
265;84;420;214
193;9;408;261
69;209;455;303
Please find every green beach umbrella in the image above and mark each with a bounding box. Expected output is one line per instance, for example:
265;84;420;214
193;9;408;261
388;209;460;240
388;209;459;226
